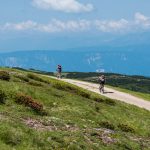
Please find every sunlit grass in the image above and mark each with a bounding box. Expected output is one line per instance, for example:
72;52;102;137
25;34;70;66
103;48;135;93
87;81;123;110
0;68;149;150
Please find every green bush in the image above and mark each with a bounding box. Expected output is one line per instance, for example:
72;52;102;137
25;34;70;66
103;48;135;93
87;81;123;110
78;90;90;99
0;90;7;104
93;97;115;106
27;73;49;84
1;129;23;146
52;82;67;90
15;93;43;112
95;105;100;112
0;71;10;81
14;74;29;82
92;96;104;103
118;123;135;133
28;81;43;87
104;98;116;106
99;121;115;130
53;82;90;99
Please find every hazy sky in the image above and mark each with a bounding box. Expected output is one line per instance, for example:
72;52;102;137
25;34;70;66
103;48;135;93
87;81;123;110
0;0;150;51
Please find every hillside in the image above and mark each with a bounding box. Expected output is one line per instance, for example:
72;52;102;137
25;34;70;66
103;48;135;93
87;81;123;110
0;68;150;150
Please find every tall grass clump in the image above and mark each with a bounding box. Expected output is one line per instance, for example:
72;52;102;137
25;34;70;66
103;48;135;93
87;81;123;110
27;73;49;84
118;123;135;133
0;71;10;81
1;128;23;146
28;81;43;87
104;98;116;106
99;121;115;130
0;90;7;104
53;82;90;99
14;74;29;82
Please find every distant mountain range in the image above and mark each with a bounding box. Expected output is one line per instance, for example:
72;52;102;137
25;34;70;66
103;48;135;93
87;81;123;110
0;46;150;76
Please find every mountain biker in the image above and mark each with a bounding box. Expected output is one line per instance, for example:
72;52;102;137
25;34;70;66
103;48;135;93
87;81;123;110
57;65;62;79
98;75;105;94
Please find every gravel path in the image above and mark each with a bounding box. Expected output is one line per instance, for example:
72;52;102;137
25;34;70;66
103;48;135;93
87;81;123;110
62;79;150;111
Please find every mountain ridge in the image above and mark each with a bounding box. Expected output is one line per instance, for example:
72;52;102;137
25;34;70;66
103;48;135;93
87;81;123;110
0;47;149;76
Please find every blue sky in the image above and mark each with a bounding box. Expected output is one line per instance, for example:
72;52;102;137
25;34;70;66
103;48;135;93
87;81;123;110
0;0;150;51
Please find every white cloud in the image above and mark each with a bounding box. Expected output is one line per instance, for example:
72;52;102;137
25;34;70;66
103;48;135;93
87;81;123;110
2;21;37;31
1;19;91;33
32;0;93;13
94;19;129;32
135;12;149;22
1;12;150;33
135;12;150;28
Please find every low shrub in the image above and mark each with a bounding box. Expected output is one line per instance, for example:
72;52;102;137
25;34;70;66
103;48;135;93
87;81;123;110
95;105;100;112
99;121;115;130
78;90;91;99
118;123;135;133
15;93;43;112
52;82;67;90
52;82;77;92
14;74;29;82
7;90;16;99
1;129;23;146
0;71;10;81
51;135;65;144
0;90;7;104
104;98;116;106
12;78;21;82
53;82;91;98
28;81;43;87
27;73;49;84
93;96;104;103
92;96;115;106
52;93;64;98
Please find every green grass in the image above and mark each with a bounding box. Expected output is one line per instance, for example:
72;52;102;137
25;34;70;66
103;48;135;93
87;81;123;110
0;68;150;150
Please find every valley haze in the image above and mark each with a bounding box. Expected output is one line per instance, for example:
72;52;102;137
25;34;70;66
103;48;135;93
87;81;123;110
0;47;149;76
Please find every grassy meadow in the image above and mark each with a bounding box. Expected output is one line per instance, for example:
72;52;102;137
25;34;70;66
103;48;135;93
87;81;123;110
0;68;150;150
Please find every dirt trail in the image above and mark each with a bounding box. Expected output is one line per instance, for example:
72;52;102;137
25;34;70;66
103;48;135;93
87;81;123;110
60;78;150;111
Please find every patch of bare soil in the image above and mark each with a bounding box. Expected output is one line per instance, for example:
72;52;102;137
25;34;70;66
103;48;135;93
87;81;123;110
94;128;117;144
129;136;150;148
84;128;117;145
22;118;56;131
0;112;9;121
100;129;116;144
22;118;79;132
